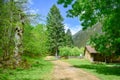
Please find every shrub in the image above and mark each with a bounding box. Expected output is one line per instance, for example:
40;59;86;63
71;47;81;56
79;47;84;54
59;47;72;56
59;47;84;56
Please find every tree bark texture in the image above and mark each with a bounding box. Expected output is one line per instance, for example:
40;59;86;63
14;26;23;66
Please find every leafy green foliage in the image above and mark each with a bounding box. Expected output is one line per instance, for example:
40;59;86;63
71;47;81;56
59;47;83;56
23;24;48;57
0;0;28;61
91;13;120;56
58;0;120;28
71;47;83;56
0;0;16;59
59;47;72;56
57;0;73;7
46;5;65;55
58;0;120;56
91;35;111;56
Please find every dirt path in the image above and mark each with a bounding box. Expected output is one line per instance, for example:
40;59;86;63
51;60;100;80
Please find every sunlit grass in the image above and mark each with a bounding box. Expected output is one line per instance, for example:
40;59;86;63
0;58;53;80
65;58;120;80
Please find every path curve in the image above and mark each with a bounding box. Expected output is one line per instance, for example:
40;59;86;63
51;60;100;80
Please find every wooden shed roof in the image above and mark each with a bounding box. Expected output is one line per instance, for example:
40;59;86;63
85;46;98;54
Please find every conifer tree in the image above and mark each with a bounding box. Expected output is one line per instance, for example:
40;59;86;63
65;29;73;47
46;5;65;57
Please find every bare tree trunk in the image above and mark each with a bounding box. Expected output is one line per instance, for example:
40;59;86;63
55;47;59;59
55;49;58;59
14;26;23;67
105;56;107;63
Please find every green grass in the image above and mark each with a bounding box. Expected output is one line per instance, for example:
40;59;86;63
65;59;120;80
0;57;53;80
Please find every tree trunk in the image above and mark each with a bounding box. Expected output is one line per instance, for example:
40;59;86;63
105;56;107;63
14;26;23;67
55;48;58;59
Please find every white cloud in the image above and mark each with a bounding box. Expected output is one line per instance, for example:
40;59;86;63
64;23;82;35
29;9;39;14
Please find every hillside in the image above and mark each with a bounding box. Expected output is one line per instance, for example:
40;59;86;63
73;23;102;48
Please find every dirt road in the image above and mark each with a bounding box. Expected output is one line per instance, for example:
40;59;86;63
51;60;100;80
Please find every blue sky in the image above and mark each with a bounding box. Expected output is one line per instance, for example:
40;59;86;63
28;0;82;35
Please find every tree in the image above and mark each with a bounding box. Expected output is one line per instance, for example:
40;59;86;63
46;5;65;57
0;0;4;57
0;0;29;67
65;29;73;47
0;0;21;62
57;0;120;58
10;0;29;67
23;24;49;57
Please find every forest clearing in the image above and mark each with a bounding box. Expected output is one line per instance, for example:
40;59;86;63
0;0;120;80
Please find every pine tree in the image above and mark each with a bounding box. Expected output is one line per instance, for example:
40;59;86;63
65;29;73;47
46;5;65;57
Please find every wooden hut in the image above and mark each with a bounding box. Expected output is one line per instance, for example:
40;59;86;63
84;46;104;62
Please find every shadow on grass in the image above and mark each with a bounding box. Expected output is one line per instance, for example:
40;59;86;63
73;64;120;76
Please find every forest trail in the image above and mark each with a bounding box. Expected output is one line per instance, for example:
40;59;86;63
46;56;100;80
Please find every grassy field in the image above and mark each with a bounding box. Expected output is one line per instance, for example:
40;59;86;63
0;57;53;80
65;59;120;80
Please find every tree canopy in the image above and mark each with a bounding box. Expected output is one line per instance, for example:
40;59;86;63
57;0;120;57
58;0;120;29
0;0;28;59
0;0;27;68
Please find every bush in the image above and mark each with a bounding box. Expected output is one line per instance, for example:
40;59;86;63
79;47;84;54
59;47;84;57
23;24;48;57
59;47;72;56
71;47;81;56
